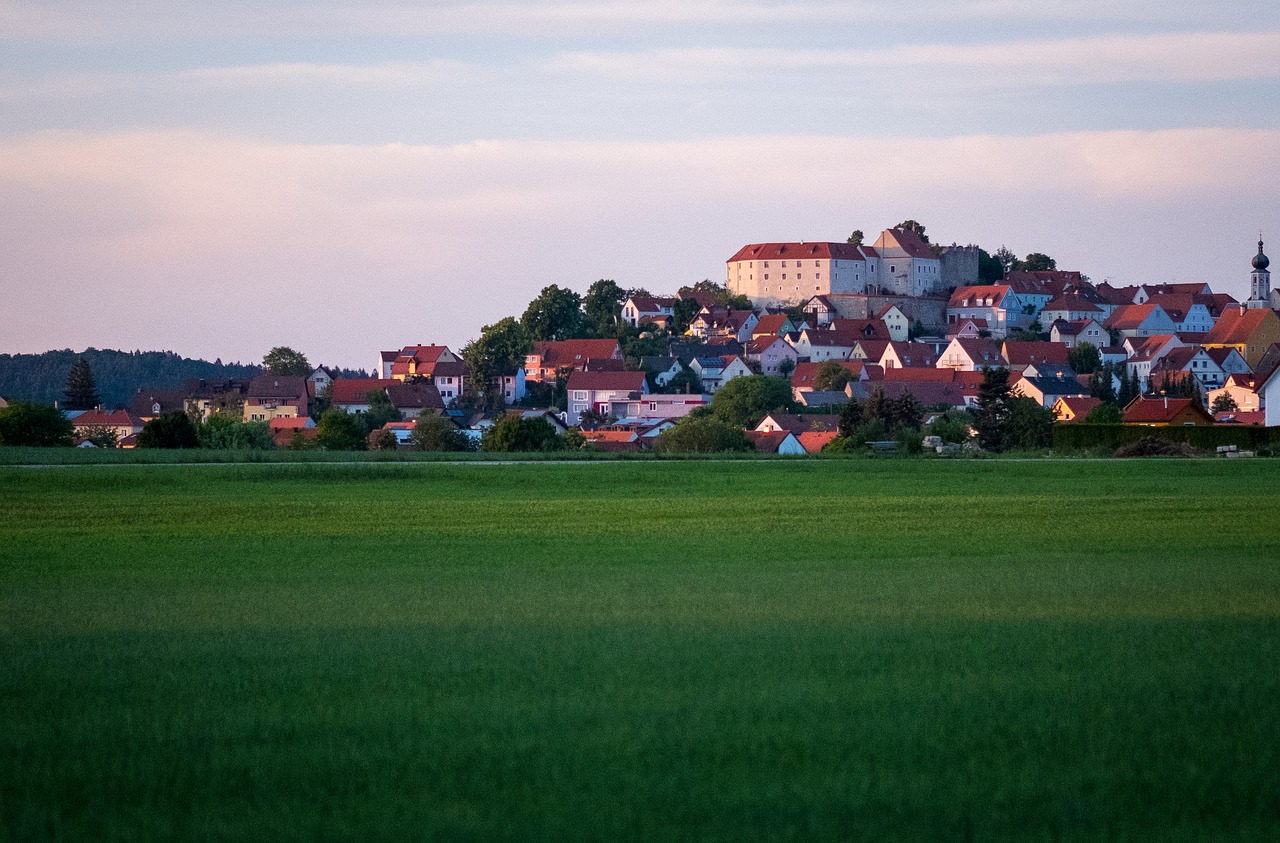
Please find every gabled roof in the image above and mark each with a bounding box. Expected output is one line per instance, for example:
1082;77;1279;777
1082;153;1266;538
626;296;675;313
130;389;186;417
756;413;839;435
330;378;397;405
744;336;788;355
1104;303;1170;332
876;381;965;408
1043;294;1103;313
744;430;795;453
1122;396;1213;424
948;285;1015;309
752;313;791;336
389;345;453;378
882;367;957;383
1002;341;1071;368
797;430;839;453
1053;395;1102;420
72;408;144;428
1203;307;1278;345
873;227;936;260
828;319;891;339
881;341;937;368
247;375;309;399
1019;373;1087;396
790;360;866;389
948;337;1003;363
530;339;622;366
565;370;648;392
431;360;469;379
727;242;869;263
386;382;445;411
1150;346;1212;373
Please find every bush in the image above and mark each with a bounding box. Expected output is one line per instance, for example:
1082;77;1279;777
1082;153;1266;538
482;415;560;452
411;415;474;452
314;409;368;451
137;412;200;449
0;401;75;447
652;417;752;453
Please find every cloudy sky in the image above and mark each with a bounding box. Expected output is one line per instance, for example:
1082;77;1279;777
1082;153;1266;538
2;0;1278;369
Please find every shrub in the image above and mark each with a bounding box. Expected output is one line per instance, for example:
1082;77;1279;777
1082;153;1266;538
1114;437;1200;458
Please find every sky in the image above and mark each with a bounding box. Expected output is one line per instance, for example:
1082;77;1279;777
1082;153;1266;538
2;0;1278;371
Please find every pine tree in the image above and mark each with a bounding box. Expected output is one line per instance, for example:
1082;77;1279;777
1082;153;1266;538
64;357;100;410
974;367;1012;452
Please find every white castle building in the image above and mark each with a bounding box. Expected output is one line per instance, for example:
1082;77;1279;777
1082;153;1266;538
727;228;944;306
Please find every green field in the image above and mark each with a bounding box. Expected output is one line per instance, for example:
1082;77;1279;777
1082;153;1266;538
3;460;1279;840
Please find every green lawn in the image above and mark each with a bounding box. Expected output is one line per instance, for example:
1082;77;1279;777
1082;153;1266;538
2;460;1278;840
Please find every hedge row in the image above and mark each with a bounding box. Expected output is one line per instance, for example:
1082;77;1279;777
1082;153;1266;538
1053;423;1280;453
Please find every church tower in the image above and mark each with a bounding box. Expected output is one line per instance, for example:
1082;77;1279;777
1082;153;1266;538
1246;238;1270;310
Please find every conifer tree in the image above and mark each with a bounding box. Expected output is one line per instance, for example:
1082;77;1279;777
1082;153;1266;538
63;357;100;410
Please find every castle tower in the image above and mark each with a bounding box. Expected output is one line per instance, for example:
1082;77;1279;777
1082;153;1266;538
1246;238;1270;309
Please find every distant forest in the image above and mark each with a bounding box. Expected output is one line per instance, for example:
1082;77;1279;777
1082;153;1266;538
0;349;263;409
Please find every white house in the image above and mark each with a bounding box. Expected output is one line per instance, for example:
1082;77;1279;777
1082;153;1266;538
689;355;753;393
565;371;649;426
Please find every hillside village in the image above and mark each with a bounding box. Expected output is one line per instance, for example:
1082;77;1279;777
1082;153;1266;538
12;224;1280;453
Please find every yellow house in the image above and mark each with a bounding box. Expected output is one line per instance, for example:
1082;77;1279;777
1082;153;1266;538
1202;306;1280;368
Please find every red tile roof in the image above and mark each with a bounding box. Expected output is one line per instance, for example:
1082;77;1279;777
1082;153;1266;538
727;242;868;263
1203;307;1278;346
565;370;648;392
1002;341;1071;368
531;339;622;367
744;430;792;453
796;430;838;453
1122;396;1212;424
330;378;397;405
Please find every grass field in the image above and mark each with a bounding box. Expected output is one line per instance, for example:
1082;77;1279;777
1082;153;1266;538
2;460;1279;840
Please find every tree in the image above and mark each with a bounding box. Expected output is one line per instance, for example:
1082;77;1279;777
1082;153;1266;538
1021;253;1056;272
813;361;853;392
522;284;584;341
137;412;200;449
370;428;397;451
847;229;864;246
973;367;1013;452
892;391;924;433
672;298;702;334
362;389;403;434
410;415;474;452
462;317;532;397
977;248;1004;282
1089;364;1118;404
896;220;930;244
198;415;274;450
79;425;118;448
0;401;74;447
1211;393;1239;414
708;375;794;428
927;412;972;444
1083;403;1122;424
993;246;1019;277
263;346;310;377
1004;397;1054;451
1068;342;1101;375
314;409;368;451
481;414;560;452
777;357;795;378
64;357;100;411
582;279;627;337
652;417;752;453
837;398;863;437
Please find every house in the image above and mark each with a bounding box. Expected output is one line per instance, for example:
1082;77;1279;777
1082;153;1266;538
1204;347;1251;378
380;345;461;380
1001;341;1071;375
755;413;840;437
871;227;945;296
581;428;644;452
1143;294;1215;334
1124;334;1184;387
945;317;989;340
493;369;527;405
1050;318;1109;350
71;408;145;446
130;389;186;421
688;307;758;341
689;355;753;393
751;313;796;338
306;366;334;395
385;382;446;419
1206;372;1264;414
611;393;711;421
1147;347;1225;392
744;430;806;455
183;378;252;421
1014;373;1088;408
790;360;870;399
621;296;676;328
946;285;1025;339
1259;364;1280;427
796;430;839;454
429;360;468;405
1041;295;1106;326
565;370;649;426
640;357;686;388
937;337;1003;371
504;409;571;436
1201;305;1280;368
743;336;799;376
877;380;968;411
1052;395;1103;422
329;378;398;414
1121;396;1214;426
524;339;623;383
1104;303;1178;339
244;376;309;422
875;305;911;342
796;391;851;409
791;328;860;362
878;341;937;370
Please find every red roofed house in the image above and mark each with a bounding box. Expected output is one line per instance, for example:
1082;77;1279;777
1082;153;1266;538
565;370;649;426
1103;303;1177;340
1202;305;1280;368
1051;395;1103;423
872;227;945;296
1050;318;1108;350
1041;295;1105;325
727;241;876;304
937;337;1003;371
622;296;676;328
689;307;758;342
879;341;937;370
946;285;1026;339
1121;396;1214;426
790;360;869;400
744;429;806;455
875;305;911;342
1001;341;1071;376
1206;372;1264;415
524;339;623;383
380;345;461;380
755;413;840;437
750;313;796;338
689;355;753;393
329;378;398;414
72;408;145;446
796;430;839;454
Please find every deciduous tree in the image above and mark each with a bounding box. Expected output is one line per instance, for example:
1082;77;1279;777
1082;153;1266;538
522;284;584;341
263;346;310;377
0;401;74;447
137;412;200;449
652;417;752;453
709;375;794;428
410;415;474;452
314;409;367;451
